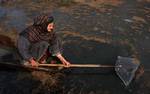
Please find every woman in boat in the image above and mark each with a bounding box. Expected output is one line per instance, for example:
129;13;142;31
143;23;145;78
17;14;70;67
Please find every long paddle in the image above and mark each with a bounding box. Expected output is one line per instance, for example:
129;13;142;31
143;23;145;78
38;64;121;68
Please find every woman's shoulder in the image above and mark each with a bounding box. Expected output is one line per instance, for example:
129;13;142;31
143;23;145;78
19;25;35;35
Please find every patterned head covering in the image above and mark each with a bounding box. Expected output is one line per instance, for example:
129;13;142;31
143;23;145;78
33;14;54;25
33;14;54;31
21;14;56;43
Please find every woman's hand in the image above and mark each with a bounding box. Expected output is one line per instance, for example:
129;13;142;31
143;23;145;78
62;61;70;67
56;53;71;68
29;57;39;67
31;61;39;67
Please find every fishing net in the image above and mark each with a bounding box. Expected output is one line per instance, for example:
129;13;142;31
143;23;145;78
115;56;140;86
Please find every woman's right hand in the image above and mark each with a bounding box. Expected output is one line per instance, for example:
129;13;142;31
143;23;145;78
29;57;39;67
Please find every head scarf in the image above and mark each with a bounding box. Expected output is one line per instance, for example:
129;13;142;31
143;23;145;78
33;14;54;31
21;14;56;43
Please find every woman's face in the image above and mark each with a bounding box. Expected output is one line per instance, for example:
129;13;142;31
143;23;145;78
47;23;54;32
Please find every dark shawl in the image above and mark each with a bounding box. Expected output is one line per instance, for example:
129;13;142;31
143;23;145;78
20;14;55;43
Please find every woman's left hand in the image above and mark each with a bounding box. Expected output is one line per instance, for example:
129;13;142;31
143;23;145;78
63;61;71;67
56;53;71;67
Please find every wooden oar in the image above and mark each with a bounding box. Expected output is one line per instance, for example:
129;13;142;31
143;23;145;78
38;64;122;68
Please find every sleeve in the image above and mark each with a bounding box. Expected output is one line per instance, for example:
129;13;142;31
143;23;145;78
49;34;63;56
17;36;33;61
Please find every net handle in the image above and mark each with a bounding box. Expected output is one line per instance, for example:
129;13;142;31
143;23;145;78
38;64;122;68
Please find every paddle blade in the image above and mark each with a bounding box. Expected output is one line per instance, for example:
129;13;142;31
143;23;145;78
115;56;140;86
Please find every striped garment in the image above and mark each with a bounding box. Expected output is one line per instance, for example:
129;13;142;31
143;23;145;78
20;14;54;43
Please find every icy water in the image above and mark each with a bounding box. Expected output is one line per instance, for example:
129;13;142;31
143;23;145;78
0;0;150;94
